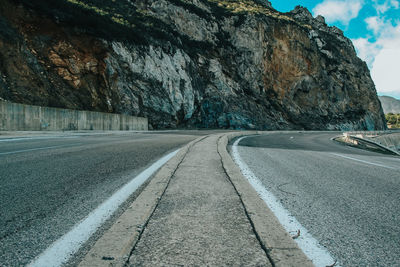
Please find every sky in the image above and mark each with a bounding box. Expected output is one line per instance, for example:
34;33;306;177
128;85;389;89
268;0;400;100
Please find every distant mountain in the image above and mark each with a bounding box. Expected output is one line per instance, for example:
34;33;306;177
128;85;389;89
379;96;400;114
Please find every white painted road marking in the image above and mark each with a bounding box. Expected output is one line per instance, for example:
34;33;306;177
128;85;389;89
0;136;80;142
233;137;340;267
0;144;82;156
28;149;179;267
330;153;397;170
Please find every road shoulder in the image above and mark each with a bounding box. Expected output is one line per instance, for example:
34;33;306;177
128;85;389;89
79;132;313;267
219;132;313;267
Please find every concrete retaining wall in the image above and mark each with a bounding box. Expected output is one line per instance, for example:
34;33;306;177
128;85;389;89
0;101;148;131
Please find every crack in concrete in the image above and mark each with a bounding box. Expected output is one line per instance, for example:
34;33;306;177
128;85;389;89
123;135;209;266
216;135;276;267
277;182;297;196
270;247;302;251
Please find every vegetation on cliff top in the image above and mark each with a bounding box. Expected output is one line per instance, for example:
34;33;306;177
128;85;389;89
385;113;400;129
15;0;175;44
17;0;312;42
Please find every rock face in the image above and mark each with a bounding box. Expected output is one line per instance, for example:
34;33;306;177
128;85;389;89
379;96;400;114
0;0;386;130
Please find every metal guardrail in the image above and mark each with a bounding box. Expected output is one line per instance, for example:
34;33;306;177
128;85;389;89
343;130;400;154
345;130;400;137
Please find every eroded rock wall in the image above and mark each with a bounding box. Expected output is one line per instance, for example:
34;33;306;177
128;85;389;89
0;0;386;130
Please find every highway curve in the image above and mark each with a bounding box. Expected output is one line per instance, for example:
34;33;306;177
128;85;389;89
234;132;400;266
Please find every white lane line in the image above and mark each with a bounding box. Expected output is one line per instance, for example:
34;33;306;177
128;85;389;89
0;136;80;142
330;153;396;170
232;137;340;267
28;149;179;267
0;144;81;156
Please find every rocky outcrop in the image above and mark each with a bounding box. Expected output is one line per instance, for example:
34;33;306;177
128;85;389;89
253;0;272;8
0;0;386;130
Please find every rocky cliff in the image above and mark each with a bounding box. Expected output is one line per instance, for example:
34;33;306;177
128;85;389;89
0;0;386;130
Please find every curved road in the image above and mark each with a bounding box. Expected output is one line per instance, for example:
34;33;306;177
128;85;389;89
0;131;202;266
234;132;400;266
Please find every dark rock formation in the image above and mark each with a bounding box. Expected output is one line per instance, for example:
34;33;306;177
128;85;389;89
253;0;272;8
0;0;386;130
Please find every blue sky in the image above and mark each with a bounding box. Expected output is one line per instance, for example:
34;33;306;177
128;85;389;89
269;0;400;100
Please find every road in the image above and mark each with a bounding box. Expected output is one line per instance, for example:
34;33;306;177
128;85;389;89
0;131;202;266
233;132;400;266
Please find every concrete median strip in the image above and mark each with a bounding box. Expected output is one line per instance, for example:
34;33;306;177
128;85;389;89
79;132;313;266
78;136;206;266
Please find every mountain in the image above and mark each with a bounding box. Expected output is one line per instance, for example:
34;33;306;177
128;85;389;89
379;96;400;114
0;0;386;130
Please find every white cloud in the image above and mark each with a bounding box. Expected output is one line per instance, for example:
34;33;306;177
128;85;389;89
365;16;385;34
352;37;381;66
375;1;391;13
354;19;400;97
372;49;400;96
376;22;400;49
371;23;400;96
373;0;399;14
391;0;400;9
312;0;364;25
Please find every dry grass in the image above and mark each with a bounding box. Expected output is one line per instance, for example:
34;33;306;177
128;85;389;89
207;0;312;29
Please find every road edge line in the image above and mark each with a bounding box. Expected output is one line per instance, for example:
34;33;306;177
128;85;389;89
218;132;314;267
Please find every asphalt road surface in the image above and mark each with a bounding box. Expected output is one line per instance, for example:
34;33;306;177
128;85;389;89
234;132;400;266
0;131;203;266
